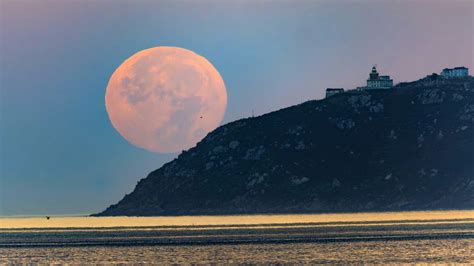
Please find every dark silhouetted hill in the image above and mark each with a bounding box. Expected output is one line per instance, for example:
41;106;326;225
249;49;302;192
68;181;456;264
96;75;474;216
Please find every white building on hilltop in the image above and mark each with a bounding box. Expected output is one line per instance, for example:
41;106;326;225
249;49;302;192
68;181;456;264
440;67;469;78
366;66;393;89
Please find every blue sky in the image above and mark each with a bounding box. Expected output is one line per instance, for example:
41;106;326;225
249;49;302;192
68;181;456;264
1;0;472;215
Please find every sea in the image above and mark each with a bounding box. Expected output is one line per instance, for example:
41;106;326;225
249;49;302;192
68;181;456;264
1;210;473;264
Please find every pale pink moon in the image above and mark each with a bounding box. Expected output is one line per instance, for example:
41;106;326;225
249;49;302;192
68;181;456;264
105;47;227;153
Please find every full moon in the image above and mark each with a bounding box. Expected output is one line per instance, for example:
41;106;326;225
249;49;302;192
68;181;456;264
105;47;227;153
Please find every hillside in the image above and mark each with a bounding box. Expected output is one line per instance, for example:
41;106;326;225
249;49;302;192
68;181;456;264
96;76;474;216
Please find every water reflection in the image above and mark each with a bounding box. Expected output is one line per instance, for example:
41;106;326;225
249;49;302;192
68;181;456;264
2;239;473;264
0;210;473;263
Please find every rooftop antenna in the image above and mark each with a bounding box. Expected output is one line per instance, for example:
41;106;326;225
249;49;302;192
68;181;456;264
252;109;255;118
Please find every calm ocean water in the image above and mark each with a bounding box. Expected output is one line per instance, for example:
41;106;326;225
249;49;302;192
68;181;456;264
1;210;473;264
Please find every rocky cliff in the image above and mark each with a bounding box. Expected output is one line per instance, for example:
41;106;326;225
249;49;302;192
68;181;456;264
96;75;474;216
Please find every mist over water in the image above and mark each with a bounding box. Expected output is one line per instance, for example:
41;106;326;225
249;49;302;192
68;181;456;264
1;211;473;263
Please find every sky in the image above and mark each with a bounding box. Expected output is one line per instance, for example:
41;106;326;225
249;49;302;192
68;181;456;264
0;0;473;216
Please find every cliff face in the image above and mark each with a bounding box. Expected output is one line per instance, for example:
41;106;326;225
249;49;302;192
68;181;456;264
97;76;474;216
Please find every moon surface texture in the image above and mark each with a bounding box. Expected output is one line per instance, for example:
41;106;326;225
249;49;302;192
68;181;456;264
105;47;227;153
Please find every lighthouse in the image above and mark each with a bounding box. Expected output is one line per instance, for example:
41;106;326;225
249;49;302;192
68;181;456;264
366;65;393;89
